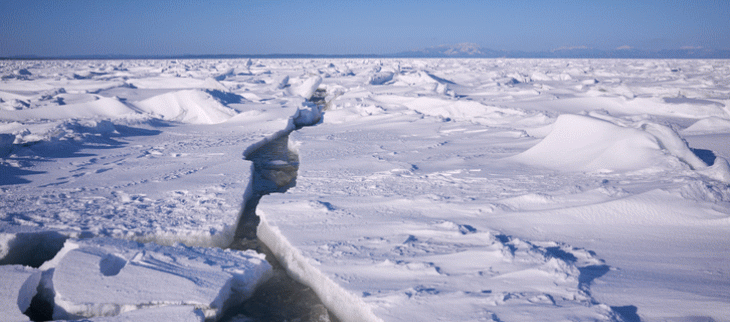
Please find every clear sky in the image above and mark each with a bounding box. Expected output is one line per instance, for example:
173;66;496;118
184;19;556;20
2;0;729;57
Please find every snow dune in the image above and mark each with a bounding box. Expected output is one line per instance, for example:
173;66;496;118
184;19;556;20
135;89;237;124
510;113;730;183
683;116;730;134
513;114;689;171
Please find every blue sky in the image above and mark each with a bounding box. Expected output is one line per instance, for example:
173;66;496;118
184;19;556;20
2;0;729;56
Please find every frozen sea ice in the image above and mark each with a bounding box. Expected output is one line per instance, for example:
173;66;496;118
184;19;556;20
39;237;272;320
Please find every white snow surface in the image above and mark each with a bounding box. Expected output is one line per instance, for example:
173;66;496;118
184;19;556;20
2;58;730;321
134;89;237;124
0;265;40;321
41;238;271;320
78;305;205;322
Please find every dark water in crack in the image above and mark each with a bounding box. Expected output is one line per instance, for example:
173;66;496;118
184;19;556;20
222;89;338;322
16;90;333;322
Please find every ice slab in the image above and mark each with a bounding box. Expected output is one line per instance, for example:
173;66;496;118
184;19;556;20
0;265;41;322
77;305;204;322
256;112;620;321
289;76;322;99
40;238;271;320
258;196;619;322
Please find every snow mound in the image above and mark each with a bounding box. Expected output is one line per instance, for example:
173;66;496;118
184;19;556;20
510;114;708;173
0;265;41;322
681;117;730;134
135;90;237;124
40;238;271;320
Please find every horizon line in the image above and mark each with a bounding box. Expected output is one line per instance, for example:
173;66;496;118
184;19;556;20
3;47;730;60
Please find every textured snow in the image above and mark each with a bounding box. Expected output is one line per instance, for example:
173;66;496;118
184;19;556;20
0;265;40;321
257;59;730;322
134;89;237;124
509;113;723;176
40;237;271;320
1;58;729;322
79;305;204;322
682;116;730;134
258;114;623;321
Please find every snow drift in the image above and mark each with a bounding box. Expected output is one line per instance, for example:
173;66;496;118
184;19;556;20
135;90;237;124
510;114;724;175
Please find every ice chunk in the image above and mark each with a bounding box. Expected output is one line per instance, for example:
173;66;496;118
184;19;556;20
368;71;394;85
42;238;271;320
202;77;229;92
0;265;41;322
81;305;204;322
213;68;235;81
290;76;322;99
275;75;290;89
294;103;322;127
257;212;382;322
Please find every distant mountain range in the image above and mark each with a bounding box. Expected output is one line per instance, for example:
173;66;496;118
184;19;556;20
4;43;729;60
392;43;730;59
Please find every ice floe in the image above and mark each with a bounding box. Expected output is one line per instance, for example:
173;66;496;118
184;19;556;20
2;58;729;321
39;238;271;320
0;265;41;321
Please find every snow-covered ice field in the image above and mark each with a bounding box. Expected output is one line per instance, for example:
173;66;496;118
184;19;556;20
1;58;729;321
